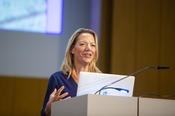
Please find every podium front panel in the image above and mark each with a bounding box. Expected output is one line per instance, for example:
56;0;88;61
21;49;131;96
139;97;175;116
51;94;137;116
52;95;88;116
87;95;137;116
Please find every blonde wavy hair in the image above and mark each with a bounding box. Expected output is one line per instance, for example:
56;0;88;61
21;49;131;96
61;28;101;78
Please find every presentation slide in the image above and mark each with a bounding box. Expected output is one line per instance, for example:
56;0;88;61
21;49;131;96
0;0;63;34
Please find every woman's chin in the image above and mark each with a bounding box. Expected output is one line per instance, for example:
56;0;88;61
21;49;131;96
82;59;92;65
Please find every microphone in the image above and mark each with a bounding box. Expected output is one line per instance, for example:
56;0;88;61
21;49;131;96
95;66;170;95
156;66;170;69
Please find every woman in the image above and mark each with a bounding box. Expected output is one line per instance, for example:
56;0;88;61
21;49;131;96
41;28;101;116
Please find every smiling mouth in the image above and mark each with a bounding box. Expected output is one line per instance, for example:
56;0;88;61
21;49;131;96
83;53;92;58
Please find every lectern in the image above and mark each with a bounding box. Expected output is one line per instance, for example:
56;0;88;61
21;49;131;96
51;94;137;116
139;97;175;116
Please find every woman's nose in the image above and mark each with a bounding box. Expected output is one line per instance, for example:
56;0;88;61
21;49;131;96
85;44;91;50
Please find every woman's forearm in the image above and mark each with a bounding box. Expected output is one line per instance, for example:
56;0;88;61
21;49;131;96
45;101;51;116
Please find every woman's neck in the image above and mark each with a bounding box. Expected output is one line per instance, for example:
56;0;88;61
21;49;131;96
75;64;89;74
73;63;89;84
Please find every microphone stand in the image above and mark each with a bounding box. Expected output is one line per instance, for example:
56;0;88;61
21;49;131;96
95;66;169;95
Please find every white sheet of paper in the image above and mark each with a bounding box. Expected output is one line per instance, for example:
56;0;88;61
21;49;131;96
76;72;135;97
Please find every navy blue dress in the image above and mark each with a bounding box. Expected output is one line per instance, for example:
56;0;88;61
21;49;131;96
41;71;77;116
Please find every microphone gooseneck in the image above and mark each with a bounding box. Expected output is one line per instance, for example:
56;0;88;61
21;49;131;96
94;66;170;95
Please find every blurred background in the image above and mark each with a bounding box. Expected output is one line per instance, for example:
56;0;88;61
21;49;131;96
0;0;175;115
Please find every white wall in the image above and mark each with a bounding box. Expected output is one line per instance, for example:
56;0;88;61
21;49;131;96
0;0;93;78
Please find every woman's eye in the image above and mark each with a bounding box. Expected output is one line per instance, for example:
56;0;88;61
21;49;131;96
91;44;96;47
80;43;85;46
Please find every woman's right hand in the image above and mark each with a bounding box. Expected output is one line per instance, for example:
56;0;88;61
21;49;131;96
45;86;71;116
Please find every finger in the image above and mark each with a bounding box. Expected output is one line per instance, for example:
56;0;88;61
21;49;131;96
53;88;57;94
59;92;68;98
56;92;68;101
49;88;57;102
64;96;71;100
59;96;71;101
56;86;64;96
51;88;57;96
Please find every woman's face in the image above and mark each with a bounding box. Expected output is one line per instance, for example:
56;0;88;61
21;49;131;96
71;33;96;66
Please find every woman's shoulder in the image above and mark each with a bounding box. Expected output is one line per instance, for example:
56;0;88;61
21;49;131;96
52;71;64;76
50;71;68;80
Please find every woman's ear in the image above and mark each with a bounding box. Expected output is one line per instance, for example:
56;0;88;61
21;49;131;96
71;47;75;54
